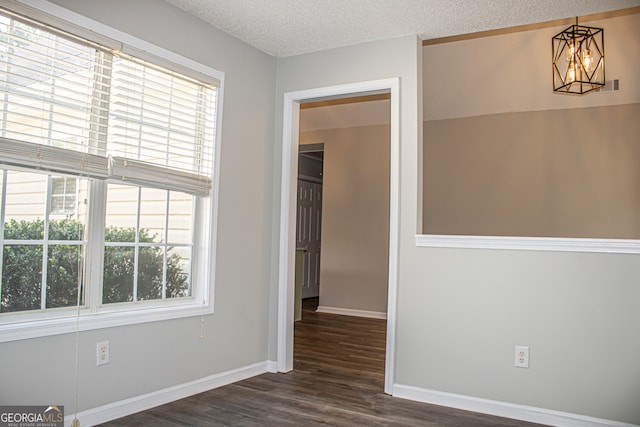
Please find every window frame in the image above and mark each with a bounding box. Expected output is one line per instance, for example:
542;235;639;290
0;0;224;343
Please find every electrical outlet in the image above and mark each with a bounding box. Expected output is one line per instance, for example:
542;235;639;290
96;341;110;366
514;346;529;368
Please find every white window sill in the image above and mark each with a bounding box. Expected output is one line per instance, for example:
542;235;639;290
0;300;212;343
415;234;640;254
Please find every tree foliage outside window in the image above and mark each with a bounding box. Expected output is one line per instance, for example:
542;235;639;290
1;218;189;313
102;227;190;304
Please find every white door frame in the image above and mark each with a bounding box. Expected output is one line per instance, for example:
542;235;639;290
277;78;400;394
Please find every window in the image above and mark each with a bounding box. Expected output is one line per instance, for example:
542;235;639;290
0;5;220;340
1;170;87;313
50;177;77;215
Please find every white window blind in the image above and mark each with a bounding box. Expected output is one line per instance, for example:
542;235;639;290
0;7;217;196
108;156;211;196
106;52;216;195
0;10;108;157
0;137;109;178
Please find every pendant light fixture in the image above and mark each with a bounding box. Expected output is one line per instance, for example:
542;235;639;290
552;18;604;94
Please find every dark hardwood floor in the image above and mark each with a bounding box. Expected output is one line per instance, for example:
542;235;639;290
100;298;547;426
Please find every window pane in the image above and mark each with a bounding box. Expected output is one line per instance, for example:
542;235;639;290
46;244;83;308
167;191;194;244
103;246;134;303
51;196;65;214
167;246;191;298
66;179;77;193
63;195;76;213
133;246;192;301
139;187;167;243
1;244;42;312
105;183;138;242
3;170;47;238
137;246;163;301
51;178;66;194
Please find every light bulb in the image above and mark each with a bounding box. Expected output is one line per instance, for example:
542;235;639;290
565;39;576;62
567;61;576;83
582;48;594;73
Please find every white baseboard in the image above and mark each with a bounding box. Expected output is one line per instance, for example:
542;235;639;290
65;360;277;427
393;384;638;427
316;305;387;319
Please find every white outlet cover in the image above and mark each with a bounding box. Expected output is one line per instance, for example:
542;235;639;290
96;341;110;366
515;345;529;368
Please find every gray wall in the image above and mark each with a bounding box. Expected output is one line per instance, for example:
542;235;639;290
0;0;276;412
398;247;640;421
300;124;390;314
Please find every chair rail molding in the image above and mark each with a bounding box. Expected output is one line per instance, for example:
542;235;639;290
415;234;640;254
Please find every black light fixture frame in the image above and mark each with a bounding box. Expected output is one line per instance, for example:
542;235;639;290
552;19;605;94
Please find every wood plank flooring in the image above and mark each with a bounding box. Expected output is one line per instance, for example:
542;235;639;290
99;298;548;426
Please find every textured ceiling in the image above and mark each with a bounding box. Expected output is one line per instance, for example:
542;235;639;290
164;0;640;57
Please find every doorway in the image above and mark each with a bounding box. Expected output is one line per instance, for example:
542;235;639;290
277;78;400;395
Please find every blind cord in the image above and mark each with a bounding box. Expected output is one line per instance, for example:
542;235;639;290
70;226;83;427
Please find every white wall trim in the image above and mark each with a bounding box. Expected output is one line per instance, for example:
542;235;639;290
64;360;276;427
393;384;639;427
0;302;212;343
278;78;401;396
316;305;387;319
415;234;640;254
